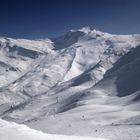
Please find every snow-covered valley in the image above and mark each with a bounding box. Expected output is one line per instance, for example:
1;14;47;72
0;26;140;140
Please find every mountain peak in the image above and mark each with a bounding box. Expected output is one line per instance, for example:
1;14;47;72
70;26;96;34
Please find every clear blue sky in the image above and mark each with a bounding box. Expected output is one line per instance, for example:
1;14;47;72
0;0;140;39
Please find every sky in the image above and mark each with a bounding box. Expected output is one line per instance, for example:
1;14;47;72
0;0;140;39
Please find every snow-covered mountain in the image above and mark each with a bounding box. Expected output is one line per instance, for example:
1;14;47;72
0;26;140;140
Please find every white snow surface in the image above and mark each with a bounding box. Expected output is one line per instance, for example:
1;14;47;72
0;119;108;140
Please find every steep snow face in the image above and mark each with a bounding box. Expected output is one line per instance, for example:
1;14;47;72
0;27;140;140
63;28;140;82
0;119;108;140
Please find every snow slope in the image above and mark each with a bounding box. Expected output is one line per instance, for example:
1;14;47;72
0;119;108;140
0;37;54;87
0;26;140;140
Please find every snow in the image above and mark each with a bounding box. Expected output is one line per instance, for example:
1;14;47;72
0;27;140;140
0;119;108;140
